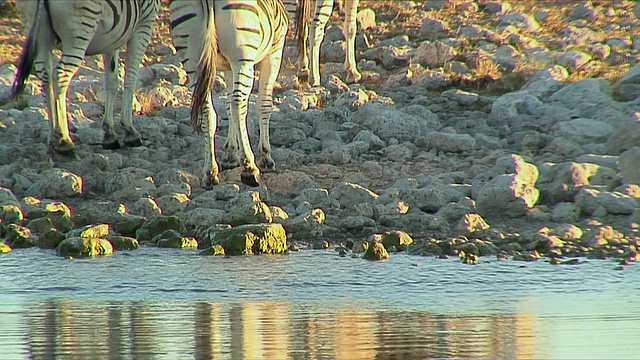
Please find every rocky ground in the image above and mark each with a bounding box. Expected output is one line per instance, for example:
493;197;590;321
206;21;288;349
2;0;640;266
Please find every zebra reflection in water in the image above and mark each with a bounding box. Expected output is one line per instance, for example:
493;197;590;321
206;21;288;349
12;0;160;156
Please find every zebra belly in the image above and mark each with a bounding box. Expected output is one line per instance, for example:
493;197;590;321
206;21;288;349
85;27;137;56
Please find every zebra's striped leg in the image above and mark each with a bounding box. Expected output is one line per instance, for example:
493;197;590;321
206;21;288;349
343;0;361;83
120;25;155;148
295;5;310;84
202;91;220;189
102;51;121;149
33;44;64;155
48;51;85;155
222;71;242;171
256;48;284;172
227;62;260;187
309;0;334;87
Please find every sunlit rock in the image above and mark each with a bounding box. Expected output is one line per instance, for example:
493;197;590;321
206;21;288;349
5;223;37;248
362;241;388;260
56;237;113;258
107;235;140;251
211;223;287;256
67;224;111;239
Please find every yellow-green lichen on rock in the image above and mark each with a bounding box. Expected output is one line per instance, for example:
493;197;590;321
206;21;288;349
378;230;414;251
213;223;287;255
67;224;111;239
363;241;389;260
157;236;198;249
223;202;274;226
0;242;11;253
0;204;24;223
198;244;226;256
56;237;114;258
107;235;140;250
6;223;37;248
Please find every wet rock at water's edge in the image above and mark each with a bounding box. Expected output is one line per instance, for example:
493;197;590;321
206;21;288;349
56;237;114;258
199;223;287;256
363;241;389;260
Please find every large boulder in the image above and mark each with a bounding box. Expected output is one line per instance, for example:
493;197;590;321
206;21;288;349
362;241;389;260
283;208;326;240
377;230;413;250
107;235;139;251
202;223;287;256
223;202;274;226
56;237;114;258
28;168;83;199
474;155;540;217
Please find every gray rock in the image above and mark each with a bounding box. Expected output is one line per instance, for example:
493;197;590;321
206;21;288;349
418;132;475;153
418;18;451;40
337;215;376;230
56;237;113;258
605;121;640;155
499;13;540;32
283;208;326;239
620;147;640;185
136;215;187;243
330;182;379;208
538;162;611;204
131;197;162;219
412;41;458;68
392;187;448;213
378;212;448;235
223;202;273;226
521;66;569;98
575;188;638;216
156;193;190;216
614;63;640;102
29;169;83;199
112;177;157;202
552;118;614;146
104;167;155;194
476;174;540;217
556;51;592;72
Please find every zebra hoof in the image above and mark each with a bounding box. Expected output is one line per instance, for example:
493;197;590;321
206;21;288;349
123;138;143;147
346;72;362;84
202;174;220;190
297;73;309;85
259;158;275;172
102;140;121;150
49;141;76;158
240;170;261;187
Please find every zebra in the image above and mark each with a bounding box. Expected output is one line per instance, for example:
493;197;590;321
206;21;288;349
288;0;361;87
169;0;289;188
12;0;160;156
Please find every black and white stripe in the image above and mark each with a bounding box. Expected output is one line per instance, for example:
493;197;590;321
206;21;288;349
170;0;289;188
12;0;160;155
288;0;361;86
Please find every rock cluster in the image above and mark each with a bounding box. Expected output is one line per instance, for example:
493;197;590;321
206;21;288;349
1;1;640;266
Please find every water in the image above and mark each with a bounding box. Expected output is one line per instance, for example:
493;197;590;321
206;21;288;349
1;248;639;359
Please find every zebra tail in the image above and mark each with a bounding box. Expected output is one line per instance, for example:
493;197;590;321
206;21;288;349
12;0;43;98
295;0;313;58
190;7;218;132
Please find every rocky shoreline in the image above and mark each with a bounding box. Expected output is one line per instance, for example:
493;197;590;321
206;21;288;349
2;1;640;267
